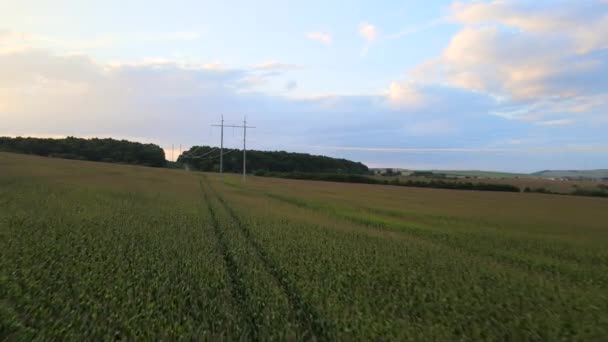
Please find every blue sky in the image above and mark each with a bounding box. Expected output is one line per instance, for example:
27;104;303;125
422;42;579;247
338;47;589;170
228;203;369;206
1;0;607;171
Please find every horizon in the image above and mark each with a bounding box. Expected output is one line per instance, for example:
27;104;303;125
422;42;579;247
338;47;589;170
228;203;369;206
1;1;608;172
4;134;608;174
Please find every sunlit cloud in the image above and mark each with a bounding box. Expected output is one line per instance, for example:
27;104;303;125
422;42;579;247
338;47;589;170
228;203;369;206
407;0;608;123
306;32;332;44
359;22;378;42
387;81;424;108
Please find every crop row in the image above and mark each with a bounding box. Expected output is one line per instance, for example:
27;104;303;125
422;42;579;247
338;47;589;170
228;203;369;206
200;177;327;339
262;192;608;288
212;175;608;340
3;153;608;339
1;177;239;339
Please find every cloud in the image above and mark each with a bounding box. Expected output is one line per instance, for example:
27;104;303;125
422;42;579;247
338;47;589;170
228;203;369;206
0;46;497;149
234;62;303;91
359;23;378;42
387;18;445;40
2;25;607;171
0;29;204;54
538;119;575;126
387;81;424;108
306;32;332;44
409;1;608;122
451;1;608;53
252;61;303;71
0;48;350;142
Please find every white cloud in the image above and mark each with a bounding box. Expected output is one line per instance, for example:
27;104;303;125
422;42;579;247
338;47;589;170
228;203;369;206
0;29;204;54
538;119;575;126
252;61;303;71
306;32;332;44
0;47;397;150
359;23;378;42
387;81;424;108
451;1;608;54
452;1;570;31
409;1;608;122
0;48;252;129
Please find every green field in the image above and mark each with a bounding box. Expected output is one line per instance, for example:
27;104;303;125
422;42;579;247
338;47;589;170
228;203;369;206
533;169;608;179
372;169;532;178
373;174;607;194
2;152;608;340
431;170;532;178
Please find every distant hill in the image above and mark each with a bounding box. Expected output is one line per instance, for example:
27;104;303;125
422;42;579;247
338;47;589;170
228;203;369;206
431;170;532;178
532;170;608;179
0;136;166;167
373;168;608;180
179;146;369;174
371;168;530;178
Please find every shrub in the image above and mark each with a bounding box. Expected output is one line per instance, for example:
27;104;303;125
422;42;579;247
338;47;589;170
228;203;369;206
256;172;520;192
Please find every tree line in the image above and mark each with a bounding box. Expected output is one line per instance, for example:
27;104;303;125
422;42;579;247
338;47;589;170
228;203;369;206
260;172;608;197
0;136;166;167
258;172;521;192
178;146;369;174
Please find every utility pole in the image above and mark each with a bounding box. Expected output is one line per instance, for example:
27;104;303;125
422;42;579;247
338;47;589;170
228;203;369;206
220;115;224;174
243;117;247;181
211;115;225;175
211;116;255;180
171;144;174;161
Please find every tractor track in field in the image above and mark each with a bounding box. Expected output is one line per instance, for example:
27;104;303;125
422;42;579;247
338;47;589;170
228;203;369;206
263;191;608;289
199;181;258;340
205;179;332;341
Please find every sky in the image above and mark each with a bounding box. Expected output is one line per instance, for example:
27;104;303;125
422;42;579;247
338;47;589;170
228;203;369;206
1;0;607;172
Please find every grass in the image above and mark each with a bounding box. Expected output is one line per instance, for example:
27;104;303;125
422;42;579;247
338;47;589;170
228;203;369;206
373;174;607;194
533;169;608;179
430;170;532;178
1;152;608;340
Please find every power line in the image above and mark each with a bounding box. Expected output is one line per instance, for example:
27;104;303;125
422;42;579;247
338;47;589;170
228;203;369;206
182;149;238;161
181;147;217;159
184;147;239;160
199;149;238;160
211;116;256;181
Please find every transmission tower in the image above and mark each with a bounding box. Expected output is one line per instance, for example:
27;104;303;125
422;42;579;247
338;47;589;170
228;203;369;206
211;116;256;180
